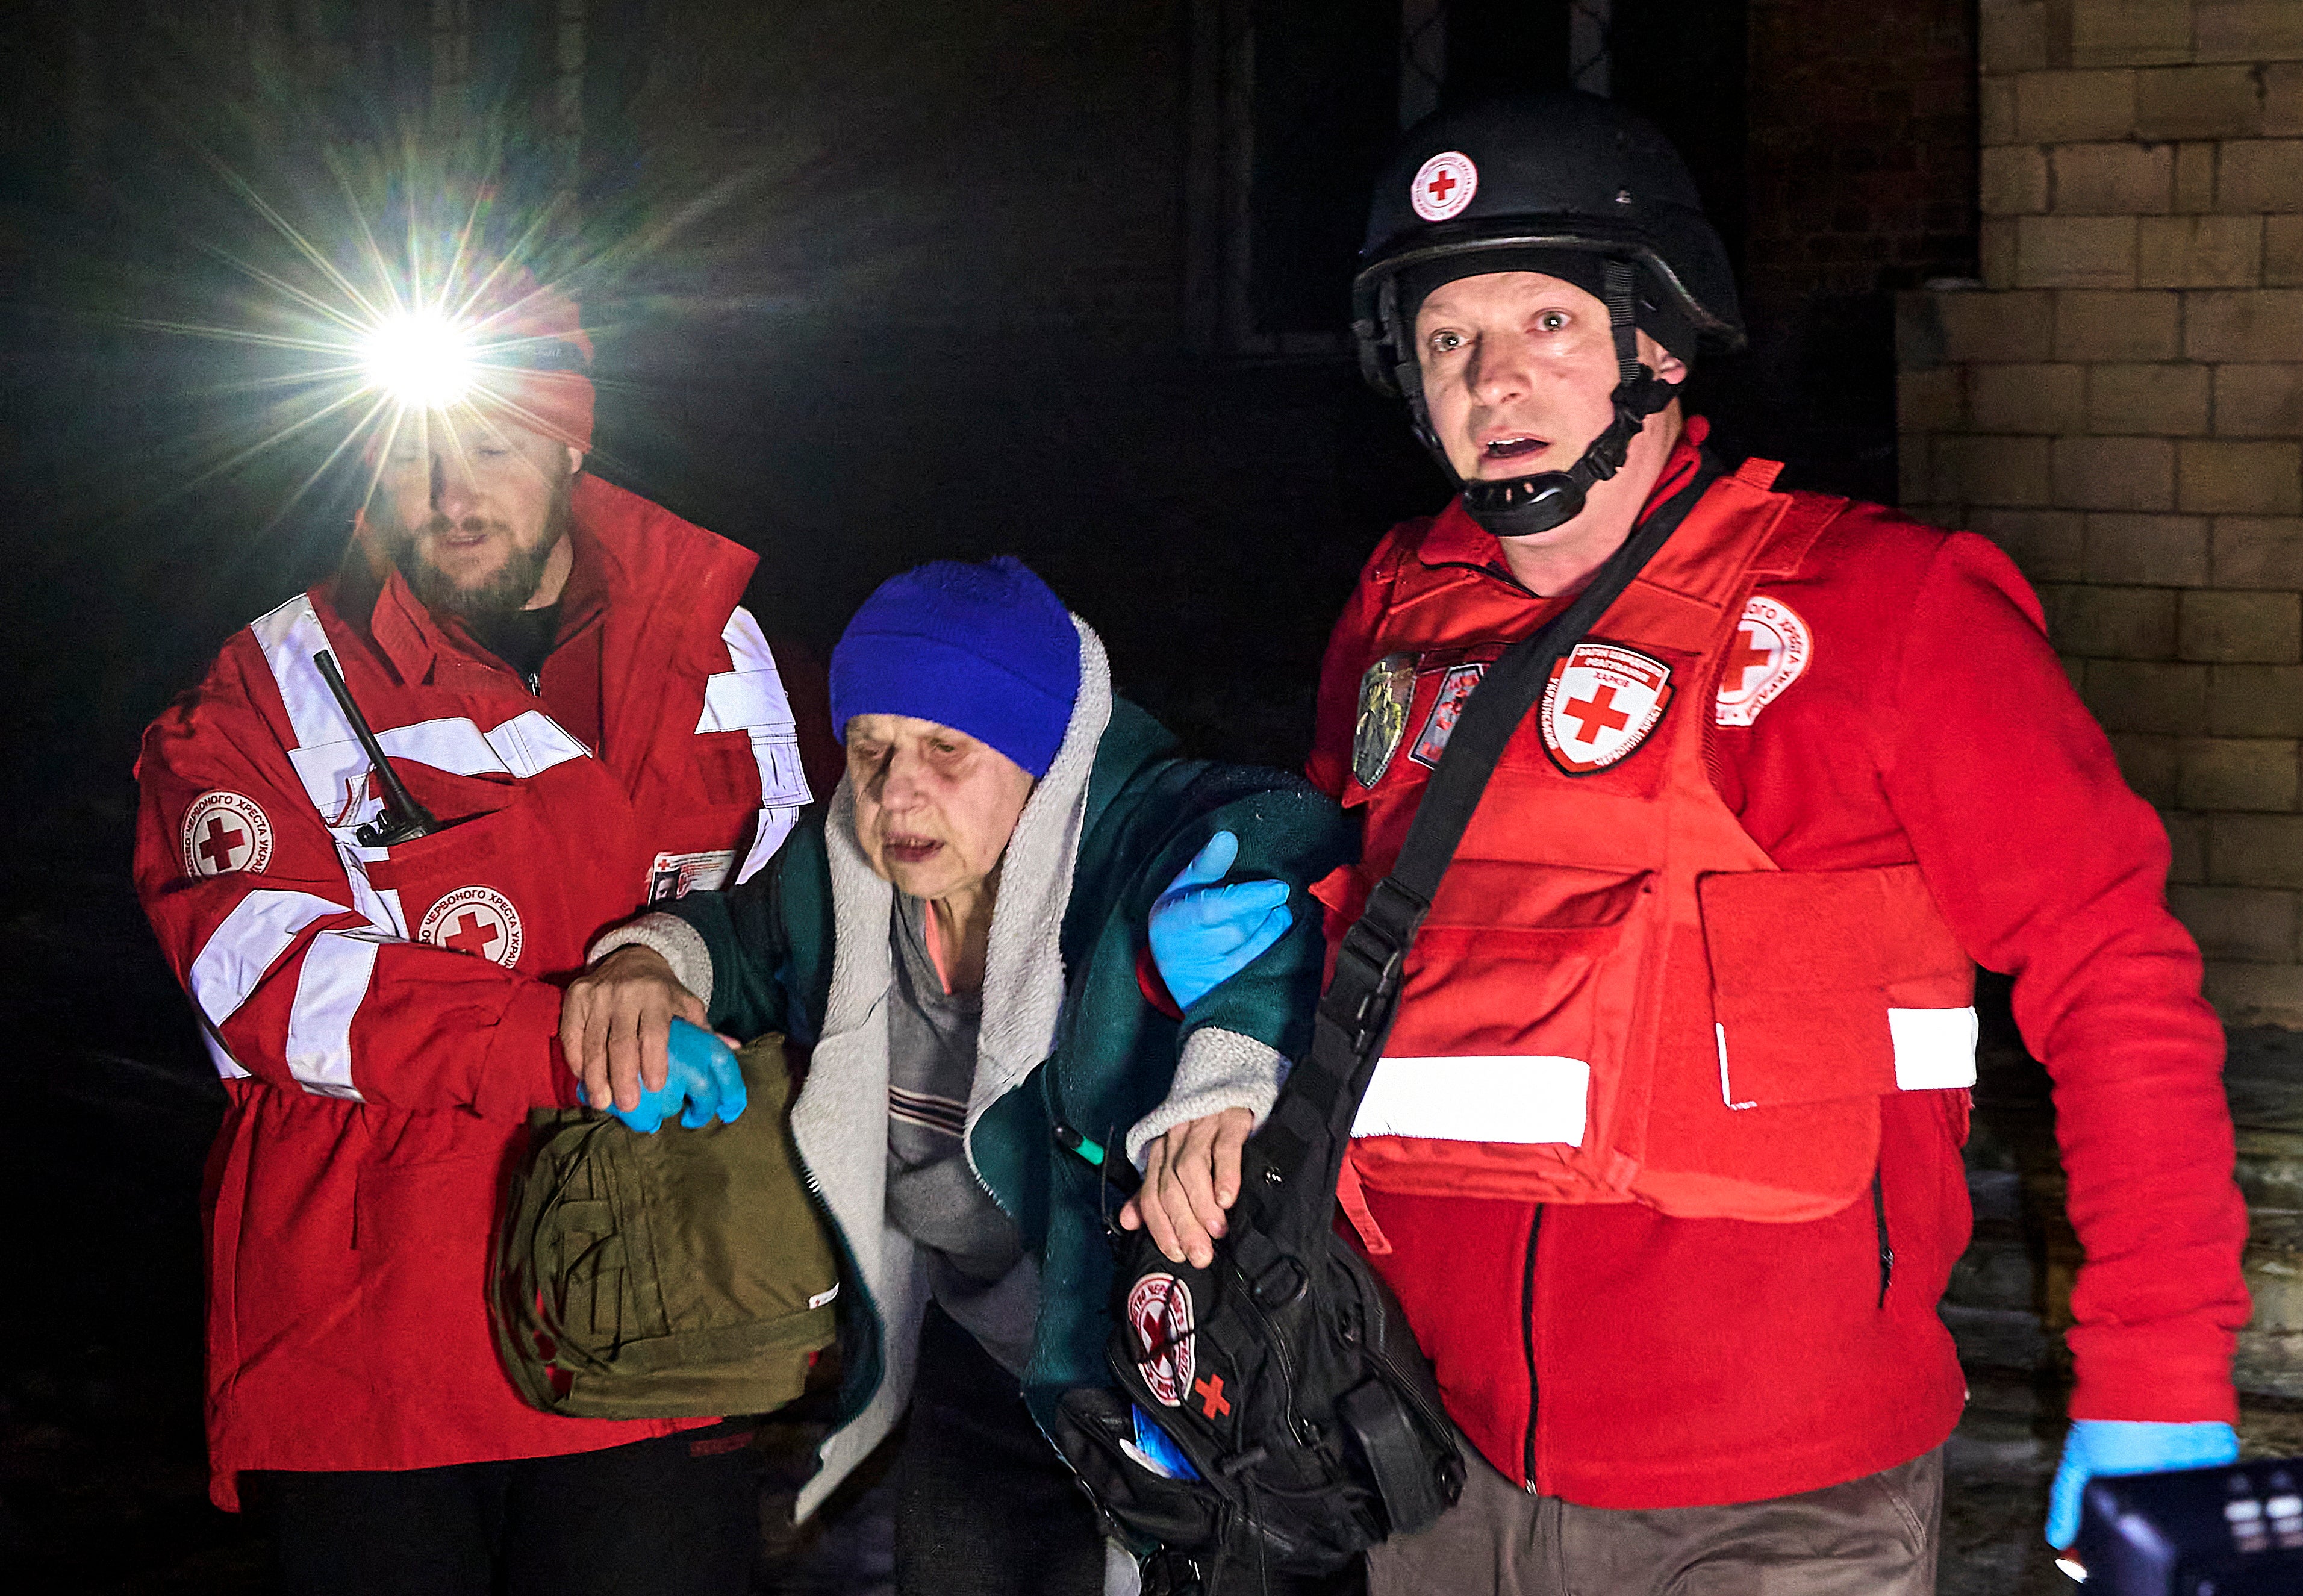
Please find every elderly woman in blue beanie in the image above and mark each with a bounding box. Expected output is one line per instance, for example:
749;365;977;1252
563;558;1351;1596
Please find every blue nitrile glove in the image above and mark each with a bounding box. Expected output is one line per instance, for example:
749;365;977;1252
2046;1418;2240;1548
606;1018;749;1134
1149;830;1294;1009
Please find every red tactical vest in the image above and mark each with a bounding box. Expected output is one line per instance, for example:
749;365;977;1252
1324;463;1976;1226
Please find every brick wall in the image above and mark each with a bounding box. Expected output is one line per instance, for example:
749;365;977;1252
1901;1;2303;1024
1745;0;1978;307
1732;0;1977;503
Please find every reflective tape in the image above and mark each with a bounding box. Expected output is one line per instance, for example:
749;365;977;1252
461;709;590;779
718;602;787;681
1353;1055;1592;1146
337;853;408;940
187;889;349;1027
736;803;805;886
200;1022;253;1081
285;931;386;1100
251;596;358;754
1890;1006;1979;1091
1716;1005;1979;1109
699;671;794;736
709;606;811;883
287;710;590;818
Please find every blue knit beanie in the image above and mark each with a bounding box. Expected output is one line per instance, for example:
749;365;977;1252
828;557;1081;779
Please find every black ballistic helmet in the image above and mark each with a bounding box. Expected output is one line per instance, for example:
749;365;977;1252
1353;93;1745;538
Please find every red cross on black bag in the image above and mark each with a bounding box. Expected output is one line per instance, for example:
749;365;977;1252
1050;461;1730;1590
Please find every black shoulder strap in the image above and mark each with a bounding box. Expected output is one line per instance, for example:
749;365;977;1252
1241;455;1727;1245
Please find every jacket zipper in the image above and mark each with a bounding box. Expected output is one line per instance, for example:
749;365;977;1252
958;1073;1016;1215
1871;1167;1894;1308
1238;1284;1300;1436
1359;1283;1459;1445
1521;1205;1542;1491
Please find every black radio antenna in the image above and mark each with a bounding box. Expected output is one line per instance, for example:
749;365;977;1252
312;650;441;847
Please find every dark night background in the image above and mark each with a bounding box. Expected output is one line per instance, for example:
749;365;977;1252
0;2;1981;1588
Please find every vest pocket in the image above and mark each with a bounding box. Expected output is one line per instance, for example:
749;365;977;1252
1697;866;1976;1110
1356;862;1653;1156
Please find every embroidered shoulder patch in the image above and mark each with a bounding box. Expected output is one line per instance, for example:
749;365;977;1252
1352;654;1416;789
1409;662;1486;768
1126;1273;1197;1408
419;885;525;968
1715;596;1813;728
181;791;273;877
1541;643;1674;774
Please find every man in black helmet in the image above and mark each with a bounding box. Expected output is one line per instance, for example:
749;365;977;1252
1295;92;2248;1591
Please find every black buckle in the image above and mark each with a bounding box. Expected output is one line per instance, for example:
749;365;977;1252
1324;879;1427;1053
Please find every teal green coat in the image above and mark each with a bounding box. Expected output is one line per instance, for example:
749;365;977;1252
662;688;1352;1511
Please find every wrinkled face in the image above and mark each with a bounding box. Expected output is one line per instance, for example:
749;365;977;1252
845;714;1036;902
1413;270;1684;484
367;414;581;618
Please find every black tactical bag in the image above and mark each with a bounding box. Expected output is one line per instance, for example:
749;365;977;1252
492;1032;840;1418
1055;1185;1459;1585
1053;469;1713;1588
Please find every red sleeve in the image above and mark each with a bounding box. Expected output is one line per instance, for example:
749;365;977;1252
134;639;578;1120
1307;537;1406;797
1877;533;2249;1423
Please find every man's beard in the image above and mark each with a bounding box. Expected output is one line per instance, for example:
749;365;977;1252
375;470;576;622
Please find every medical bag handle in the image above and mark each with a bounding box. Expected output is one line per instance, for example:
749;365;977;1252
1236;457;1726;1247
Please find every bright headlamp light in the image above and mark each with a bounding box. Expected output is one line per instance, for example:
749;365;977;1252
359;308;479;410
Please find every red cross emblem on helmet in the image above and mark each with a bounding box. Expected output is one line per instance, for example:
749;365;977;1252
1410;151;1479;222
418;885;525;968
1541;643;1675;775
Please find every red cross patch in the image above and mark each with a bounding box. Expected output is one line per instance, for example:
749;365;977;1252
1125;1273;1197;1409
1714;596;1812;728
1410;150;1479;222
417;885;525;968
1540;643;1675;774
179;791;274;877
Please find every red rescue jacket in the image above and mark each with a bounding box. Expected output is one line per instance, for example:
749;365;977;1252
134;477;815;1508
1309;429;2249;1509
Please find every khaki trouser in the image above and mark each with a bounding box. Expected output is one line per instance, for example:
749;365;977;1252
1367;1444;1942;1596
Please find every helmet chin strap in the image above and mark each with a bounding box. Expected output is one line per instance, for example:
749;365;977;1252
1396;257;1678;541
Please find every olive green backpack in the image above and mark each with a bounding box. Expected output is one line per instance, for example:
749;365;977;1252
492;1033;840;1418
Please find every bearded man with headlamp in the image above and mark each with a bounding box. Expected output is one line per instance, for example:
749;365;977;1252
1301;93;2251;1591
131;266;832;1594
